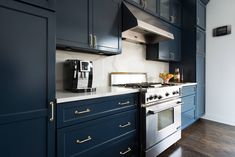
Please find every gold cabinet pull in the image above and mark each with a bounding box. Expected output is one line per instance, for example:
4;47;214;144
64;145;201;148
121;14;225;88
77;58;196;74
76;136;92;144
119;122;131;128
93;35;97;47
120;147;132;155
118;101;130;106
49;101;55;122
89;34;93;47
74;109;91;115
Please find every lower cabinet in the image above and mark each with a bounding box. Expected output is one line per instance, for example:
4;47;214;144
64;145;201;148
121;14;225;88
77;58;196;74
181;85;197;130
57;93;139;157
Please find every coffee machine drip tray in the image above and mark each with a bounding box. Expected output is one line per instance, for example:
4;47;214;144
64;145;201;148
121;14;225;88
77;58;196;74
71;88;96;93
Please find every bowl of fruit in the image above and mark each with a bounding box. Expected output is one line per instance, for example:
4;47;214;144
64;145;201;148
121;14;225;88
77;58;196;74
159;72;174;84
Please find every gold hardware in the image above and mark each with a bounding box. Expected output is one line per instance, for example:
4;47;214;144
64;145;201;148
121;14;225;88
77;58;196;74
89;34;93;47
74;108;91;115
119;122;131;128
49;101;55;122
93;35;97;47
118;101;130;105
76;136;92;144
120;147;132;155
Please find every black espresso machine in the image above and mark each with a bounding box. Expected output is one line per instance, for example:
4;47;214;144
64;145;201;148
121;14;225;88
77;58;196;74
63;60;96;93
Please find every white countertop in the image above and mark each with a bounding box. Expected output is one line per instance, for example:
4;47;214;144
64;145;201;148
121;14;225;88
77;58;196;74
56;83;197;104
56;86;139;103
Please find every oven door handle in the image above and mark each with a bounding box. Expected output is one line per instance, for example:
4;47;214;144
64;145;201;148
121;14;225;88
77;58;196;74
148;101;182;115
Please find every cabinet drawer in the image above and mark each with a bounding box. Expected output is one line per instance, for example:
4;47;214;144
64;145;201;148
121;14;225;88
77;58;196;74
75;132;138;157
57;110;138;157
57;94;138;128
15;0;55;10
182;95;196;113
181;85;196;97
181;109;195;130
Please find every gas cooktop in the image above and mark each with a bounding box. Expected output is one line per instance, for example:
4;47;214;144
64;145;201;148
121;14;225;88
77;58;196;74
113;82;176;89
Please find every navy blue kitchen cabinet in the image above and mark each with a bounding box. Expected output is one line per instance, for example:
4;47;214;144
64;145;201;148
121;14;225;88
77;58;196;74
57;93;139;157
181;85;197;129
0;1;55;157
197;28;206;55
159;0;181;26
146;23;181;62
170;0;209;119
56;0;122;55
15;0;55;10
197;0;206;30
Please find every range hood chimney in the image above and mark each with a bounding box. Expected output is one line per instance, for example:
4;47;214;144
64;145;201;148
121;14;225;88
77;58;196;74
122;2;174;44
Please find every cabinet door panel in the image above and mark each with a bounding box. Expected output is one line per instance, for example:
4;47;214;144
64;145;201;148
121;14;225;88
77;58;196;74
197;28;206;55
170;0;181;26
197;0;206;29
197;86;205;117
145;0;158;14
16;0;55;10
56;0;90;50
0;1;55;156
92;0;121;54
160;0;170;21
0;118;48;157
170;26;181;61
196;55;205;86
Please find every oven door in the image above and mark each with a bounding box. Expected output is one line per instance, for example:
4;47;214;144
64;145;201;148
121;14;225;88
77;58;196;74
145;98;181;149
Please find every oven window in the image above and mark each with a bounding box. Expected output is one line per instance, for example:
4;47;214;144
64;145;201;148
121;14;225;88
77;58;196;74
158;108;174;131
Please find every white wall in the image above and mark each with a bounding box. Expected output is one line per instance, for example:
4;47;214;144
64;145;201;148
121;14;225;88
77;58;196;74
204;0;235;126
56;41;169;90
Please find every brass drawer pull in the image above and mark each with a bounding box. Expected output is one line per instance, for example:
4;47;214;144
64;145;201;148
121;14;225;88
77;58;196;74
118;101;130;105
120;147;132;155
74;109;91;115
76;136;92;144
119;122;131;128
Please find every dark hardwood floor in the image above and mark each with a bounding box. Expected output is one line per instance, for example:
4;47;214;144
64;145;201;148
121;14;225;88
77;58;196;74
158;119;235;157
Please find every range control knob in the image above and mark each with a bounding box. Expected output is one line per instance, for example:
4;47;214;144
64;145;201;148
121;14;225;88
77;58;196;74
154;95;158;99
149;96;153;100
172;91;176;95
165;93;170;97
158;95;163;99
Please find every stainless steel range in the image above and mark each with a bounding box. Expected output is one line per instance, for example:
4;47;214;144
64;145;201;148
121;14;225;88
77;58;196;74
111;73;182;157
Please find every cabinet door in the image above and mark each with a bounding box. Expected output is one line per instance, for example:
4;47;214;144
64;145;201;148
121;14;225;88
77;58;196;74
159;40;171;61
196;55;205;118
196;28;206;55
197;0;206;29
0;1;55;156
196;55;205;86
159;0;170;21
169;26;181;61
196;86;205;118
15;0;55;10
92;0;122;54
56;0;91;51
144;0;159;14
170;0;181;26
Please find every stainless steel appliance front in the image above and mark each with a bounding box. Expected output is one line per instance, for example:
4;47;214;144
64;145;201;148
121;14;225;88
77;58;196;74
143;98;182;157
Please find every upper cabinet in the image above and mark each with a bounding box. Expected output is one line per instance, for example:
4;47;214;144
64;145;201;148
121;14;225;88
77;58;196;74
144;0;159;14
15;0;55;10
160;0;182;26
197;0;206;29
56;0;122;55
91;0;122;54
146;23;181;62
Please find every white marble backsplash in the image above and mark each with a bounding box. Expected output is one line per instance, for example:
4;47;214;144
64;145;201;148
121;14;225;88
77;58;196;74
56;41;169;90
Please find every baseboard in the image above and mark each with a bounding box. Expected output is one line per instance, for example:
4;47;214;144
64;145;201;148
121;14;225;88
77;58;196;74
203;114;235;126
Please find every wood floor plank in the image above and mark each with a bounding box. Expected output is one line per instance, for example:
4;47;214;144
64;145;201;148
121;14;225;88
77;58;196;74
158;119;235;157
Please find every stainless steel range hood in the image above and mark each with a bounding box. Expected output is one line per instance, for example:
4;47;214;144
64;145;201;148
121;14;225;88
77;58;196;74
122;2;174;44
